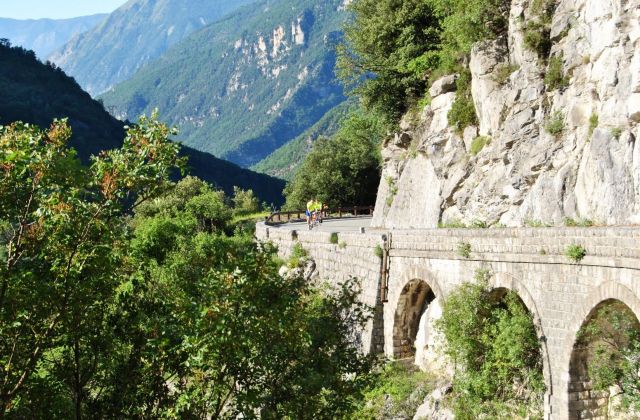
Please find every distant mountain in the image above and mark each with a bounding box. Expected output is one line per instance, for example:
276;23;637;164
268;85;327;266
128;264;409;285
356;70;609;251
0;14;106;59
50;0;258;95
0;41;285;204
101;0;347;168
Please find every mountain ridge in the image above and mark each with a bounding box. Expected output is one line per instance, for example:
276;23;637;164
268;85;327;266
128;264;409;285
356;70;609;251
0;40;284;204
50;0;258;95
0;14;106;59
100;0;347;168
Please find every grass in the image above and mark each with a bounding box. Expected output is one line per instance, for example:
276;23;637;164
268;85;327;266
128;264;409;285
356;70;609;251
565;244;587;263
588;113;598;138
544;55;569;91
457;242;472;259
439;219;467;228
374;244;384;259
563;217;594;227
231;211;270;224
524;219;552;227
545;111;565;136
492;63;520;85
287;242;308;268
470;136;491;156
611;127;622;139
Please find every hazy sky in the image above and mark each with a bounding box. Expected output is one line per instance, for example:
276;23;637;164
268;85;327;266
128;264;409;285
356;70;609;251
0;0;129;20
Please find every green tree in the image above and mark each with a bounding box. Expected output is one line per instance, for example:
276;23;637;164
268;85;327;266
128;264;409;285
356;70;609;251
232;186;260;216
578;301;640;412
338;0;441;122
91;180;378;418
0;115;183;416
436;270;545;418
284;110;384;209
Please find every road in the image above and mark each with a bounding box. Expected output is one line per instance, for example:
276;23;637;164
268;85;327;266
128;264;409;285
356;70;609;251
270;216;373;232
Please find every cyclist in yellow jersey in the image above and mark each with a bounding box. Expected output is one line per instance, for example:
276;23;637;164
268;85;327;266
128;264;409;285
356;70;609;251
306;199;314;228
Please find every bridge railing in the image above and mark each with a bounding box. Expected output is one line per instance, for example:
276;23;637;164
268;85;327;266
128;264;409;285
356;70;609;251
265;205;375;225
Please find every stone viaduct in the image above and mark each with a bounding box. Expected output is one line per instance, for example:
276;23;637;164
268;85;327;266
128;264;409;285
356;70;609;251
256;221;640;420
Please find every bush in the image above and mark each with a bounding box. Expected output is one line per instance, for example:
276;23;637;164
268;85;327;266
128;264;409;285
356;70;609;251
523;20;552;58
232;186;260;216
588;113;599;138
330;232;339;244
492;63;519;84
577;302;640;413
565;244;586;262
374;244;384;259
545;111;565;136
563;217;594;227
353;362;436;419
448;70;478;134
436;269;545;418
611;127;622;139
288;242;309;268
457;242;472;258
544;55;569;90
470;136;491;156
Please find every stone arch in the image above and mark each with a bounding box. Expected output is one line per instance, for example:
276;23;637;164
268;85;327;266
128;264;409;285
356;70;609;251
490;272;554;418
388;267;444;360
561;282;640;419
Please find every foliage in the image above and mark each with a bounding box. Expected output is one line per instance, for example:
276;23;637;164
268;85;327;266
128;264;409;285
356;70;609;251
352;362;436;419
525;219;552;227
447;69;478;133
544;54;569;90
0;116;184;415
470;136;490;156
288;242;309;268
101;0;347;168
338;0;441;122
374;245;384;259
611;127;623;139
545;111;565;136
588;113;599;138
330;232;339;244
1;120;378;416
522;0;555;58
577;301;640;412
456;242;472;258
283;109;384;210
436;270;545;418
563;217;594;227
439;219;468;228
565;244;587;262
232;186;260;216
492;63;519;84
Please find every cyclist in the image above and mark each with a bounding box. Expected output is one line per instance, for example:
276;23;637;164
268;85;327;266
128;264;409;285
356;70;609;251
306;199;315;228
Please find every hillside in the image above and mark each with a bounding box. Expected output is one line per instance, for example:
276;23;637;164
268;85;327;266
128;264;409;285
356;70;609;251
50;0;257;95
100;0;347;168
0;14;106;59
252;101;352;179
0;41;285;204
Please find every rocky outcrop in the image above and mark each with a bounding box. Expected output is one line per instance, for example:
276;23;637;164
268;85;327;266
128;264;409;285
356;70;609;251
373;0;640;228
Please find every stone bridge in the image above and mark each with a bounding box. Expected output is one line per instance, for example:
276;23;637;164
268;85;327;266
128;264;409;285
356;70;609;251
256;220;640;420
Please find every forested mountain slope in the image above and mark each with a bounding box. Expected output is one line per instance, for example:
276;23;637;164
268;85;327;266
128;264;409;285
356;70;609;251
100;0;347;168
0;41;285;203
50;0;257;95
0;14;106;59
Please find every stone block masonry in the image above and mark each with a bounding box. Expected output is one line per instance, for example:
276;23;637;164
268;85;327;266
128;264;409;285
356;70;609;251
256;222;640;420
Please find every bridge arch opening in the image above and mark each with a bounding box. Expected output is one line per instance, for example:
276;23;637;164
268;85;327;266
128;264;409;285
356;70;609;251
392;279;439;362
568;299;640;419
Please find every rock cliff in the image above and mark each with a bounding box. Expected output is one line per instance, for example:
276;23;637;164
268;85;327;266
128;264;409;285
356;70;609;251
372;0;640;228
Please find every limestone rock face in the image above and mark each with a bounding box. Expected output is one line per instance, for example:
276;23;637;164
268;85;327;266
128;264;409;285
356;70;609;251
372;0;640;228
